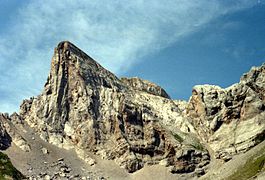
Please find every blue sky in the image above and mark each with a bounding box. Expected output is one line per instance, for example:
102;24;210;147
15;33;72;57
0;0;265;113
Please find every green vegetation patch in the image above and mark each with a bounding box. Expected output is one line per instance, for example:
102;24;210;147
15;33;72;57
0;152;25;180
190;142;205;151
173;133;184;143
171;131;205;151
227;146;265;180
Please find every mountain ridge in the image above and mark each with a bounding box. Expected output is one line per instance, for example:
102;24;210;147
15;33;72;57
0;41;264;179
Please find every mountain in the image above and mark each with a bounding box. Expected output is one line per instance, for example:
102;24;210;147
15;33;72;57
0;41;264;180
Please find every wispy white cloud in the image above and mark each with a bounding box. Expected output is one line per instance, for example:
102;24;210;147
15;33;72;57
0;0;257;113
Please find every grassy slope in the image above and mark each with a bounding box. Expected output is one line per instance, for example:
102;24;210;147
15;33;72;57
227;144;265;180
201;141;265;180
0;152;25;180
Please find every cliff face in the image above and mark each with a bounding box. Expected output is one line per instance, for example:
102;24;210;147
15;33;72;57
186;65;265;161
0;114;10;150
18;41;209;174
0;41;264;178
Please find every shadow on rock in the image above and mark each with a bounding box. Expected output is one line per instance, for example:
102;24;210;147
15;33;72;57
0;114;12;150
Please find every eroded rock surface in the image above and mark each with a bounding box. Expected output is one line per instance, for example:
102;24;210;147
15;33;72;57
0;113;30;152
186;65;265;161
120;77;170;99
0;114;11;150
17;41;209;174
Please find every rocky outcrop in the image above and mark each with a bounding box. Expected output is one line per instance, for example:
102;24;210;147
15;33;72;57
0;114;11;150
18;41;209;174
186;64;265;161
0;113;30;152
121;77;170;99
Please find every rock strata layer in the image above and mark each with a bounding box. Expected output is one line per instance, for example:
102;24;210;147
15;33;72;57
185;65;265;161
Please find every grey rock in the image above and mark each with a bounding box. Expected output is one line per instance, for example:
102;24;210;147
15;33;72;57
0;115;11;150
41;147;49;154
120;77;170;99
186;64;265;160
19;41;207;173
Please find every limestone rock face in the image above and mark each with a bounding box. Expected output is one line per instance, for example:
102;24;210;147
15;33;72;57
19;41;209;174
186;64;265;161
0;113;30;152
0;114;11;150
120;77;170;99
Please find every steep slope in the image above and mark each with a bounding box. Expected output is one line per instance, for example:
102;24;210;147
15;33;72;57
201;140;265;180
0;114;25;179
0;152;25;180
186;64;265;161
18;41;209;175
0;115;11;150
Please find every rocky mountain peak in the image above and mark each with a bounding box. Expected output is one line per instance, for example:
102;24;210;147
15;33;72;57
18;41;210;174
46;41;124;91
0;41;264;179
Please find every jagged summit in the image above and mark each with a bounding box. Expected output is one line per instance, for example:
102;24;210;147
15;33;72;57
49;41;123;90
47;41;172;99
55;41;107;73
56;41;95;62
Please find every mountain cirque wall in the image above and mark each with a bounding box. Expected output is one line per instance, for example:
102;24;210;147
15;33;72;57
0;41;264;178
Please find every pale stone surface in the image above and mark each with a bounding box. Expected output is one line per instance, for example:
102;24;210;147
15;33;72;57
41;147;49;154
0;113;30;152
120;77;170;99
185;64;265;160
0;41;264;178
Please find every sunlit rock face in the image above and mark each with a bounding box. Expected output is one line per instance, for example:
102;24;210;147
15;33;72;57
186;64;265;161
0;113;30;152
18;41;209;174
120;77;171;99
